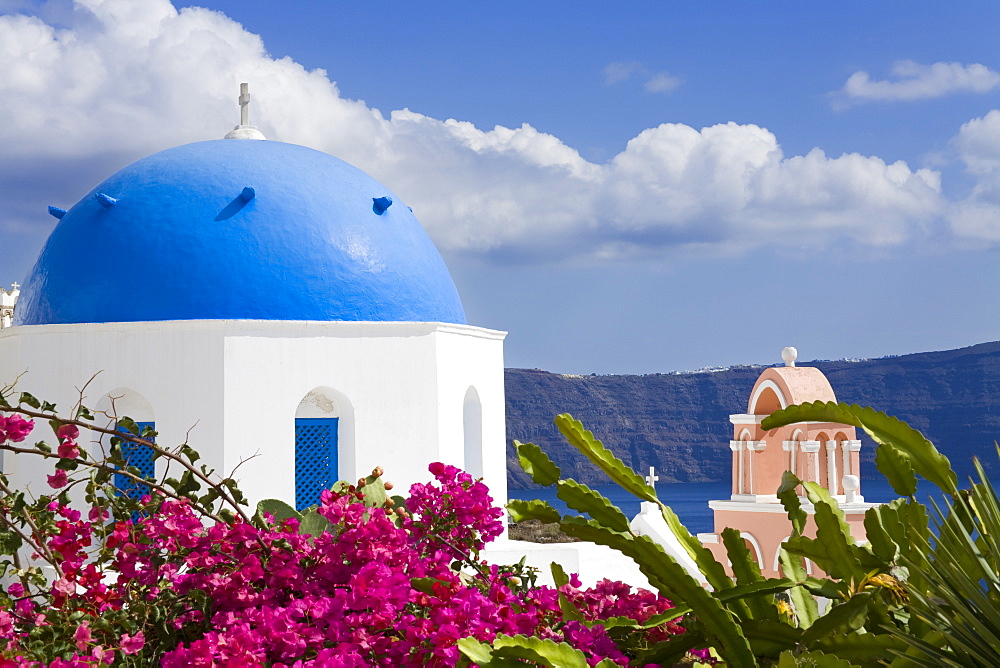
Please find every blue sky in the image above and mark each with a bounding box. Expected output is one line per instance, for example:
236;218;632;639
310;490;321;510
4;0;1000;373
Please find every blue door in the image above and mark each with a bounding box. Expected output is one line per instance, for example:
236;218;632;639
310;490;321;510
115;422;155;500
295;417;339;510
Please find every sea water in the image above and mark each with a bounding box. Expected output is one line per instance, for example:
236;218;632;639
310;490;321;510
507;476;911;535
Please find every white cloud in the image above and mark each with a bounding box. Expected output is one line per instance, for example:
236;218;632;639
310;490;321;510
644;72;682;94
603;61;642;85
835;60;1000;105
0;0;947;265
948;110;1000;241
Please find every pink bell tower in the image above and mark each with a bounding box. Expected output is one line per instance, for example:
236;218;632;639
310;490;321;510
697;347;875;578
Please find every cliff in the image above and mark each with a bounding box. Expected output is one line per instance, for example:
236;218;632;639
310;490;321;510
505;341;1000;488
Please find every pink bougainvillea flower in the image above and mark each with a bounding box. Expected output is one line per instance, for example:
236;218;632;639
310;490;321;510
74;621;92;651
56;423;80;441
57;441;80;459
2;459;685;665
120;632;145;655
47;469;69;489
0;415;33;442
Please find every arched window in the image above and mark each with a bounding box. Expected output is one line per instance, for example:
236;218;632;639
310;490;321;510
833;431;849;494
741;532;764;570
101;389;155;500
814;431;830;489
774;538;813;575
463;387;483;479
750;381;786;415
295;388;352;510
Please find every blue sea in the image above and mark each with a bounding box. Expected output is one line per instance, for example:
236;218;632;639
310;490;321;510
508;475;917;535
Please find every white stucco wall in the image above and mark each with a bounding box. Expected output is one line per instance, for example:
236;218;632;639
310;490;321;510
0;320;507;510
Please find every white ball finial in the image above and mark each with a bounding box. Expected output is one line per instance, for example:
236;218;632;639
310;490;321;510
842;474;860;503
781;346;798;367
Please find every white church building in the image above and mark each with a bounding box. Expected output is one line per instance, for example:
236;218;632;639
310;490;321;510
4;89;864;591
0;89;507;513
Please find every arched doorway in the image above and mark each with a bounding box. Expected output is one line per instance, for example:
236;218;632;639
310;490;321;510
100;388;155;500
294;388;351;510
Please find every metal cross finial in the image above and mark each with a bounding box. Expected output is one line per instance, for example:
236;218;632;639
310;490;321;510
645;466;659;487
10;282;19;290
239;83;250;126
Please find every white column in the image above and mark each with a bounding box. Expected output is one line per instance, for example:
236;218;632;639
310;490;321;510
782;440;797;477
842;442;850;484
826;440;838;494
801;441;821;483
846;440;862;496
730;440;744;494
748;441;766;495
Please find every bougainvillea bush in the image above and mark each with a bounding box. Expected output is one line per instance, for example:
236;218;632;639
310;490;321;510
0;393;689;666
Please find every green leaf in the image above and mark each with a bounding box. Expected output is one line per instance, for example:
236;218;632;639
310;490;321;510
555;479;631;532
761;402;956;495
547;558;585;622
254;498;301;525
507;498;561;524
778;547;820;629
800;482;864;582
554;414;656;502
298;511;331;537
742;619;805;659
18;392;40;409
637;632;705;666
810;632;908;664
597;607;691;630
179;444;201;464
0;532;22;554
863;497;922;565
721;527;778;622
656;500;737;595
550;561;570;588
777;649;859;667
557;590;584;622
874;442;918;497
357;473;388;508
116;417;139;435
457;638;502;666
515;441;561;486
411;577;446;595
556;516;757;666
800;592;872;646
778;472;808;536
490;634;592;667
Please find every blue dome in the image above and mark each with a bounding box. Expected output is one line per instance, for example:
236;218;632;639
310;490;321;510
16;140;467;326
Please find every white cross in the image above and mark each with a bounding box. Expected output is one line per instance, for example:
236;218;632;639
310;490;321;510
239;83;250;126
645;466;659;487
10;282;19;290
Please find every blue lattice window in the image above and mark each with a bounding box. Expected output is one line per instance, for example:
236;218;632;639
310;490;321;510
115;422;155;499
295;417;338;510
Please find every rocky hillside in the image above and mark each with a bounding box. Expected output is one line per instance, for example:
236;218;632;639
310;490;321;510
505;341;1000;488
